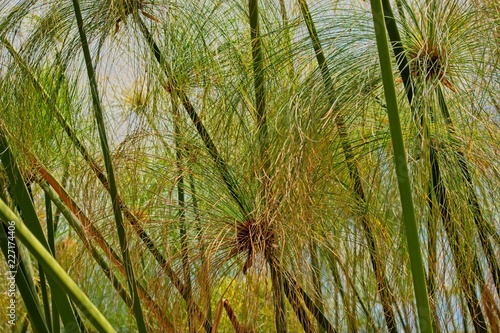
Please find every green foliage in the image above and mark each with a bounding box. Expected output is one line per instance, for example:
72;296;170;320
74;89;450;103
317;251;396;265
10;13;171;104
0;0;498;332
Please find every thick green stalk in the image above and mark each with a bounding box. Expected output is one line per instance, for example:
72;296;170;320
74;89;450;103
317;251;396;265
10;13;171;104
26;183;53;333
70;1;146;331
0;199;116;333
25;181;53;332
0;181;48;333
380;0;414;105
297;1;398;331
368;0;432;331
45;190;56;256
28;186;52;333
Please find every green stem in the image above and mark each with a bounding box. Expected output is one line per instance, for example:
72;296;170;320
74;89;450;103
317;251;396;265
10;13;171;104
249;0;267;149
278;0;295;80
380;1;494;330
368;0;432;331
297;1;398;331
71;1;147;330
25;182;53;333
380;0;414;106
38;265;52;333
0;180;47;333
